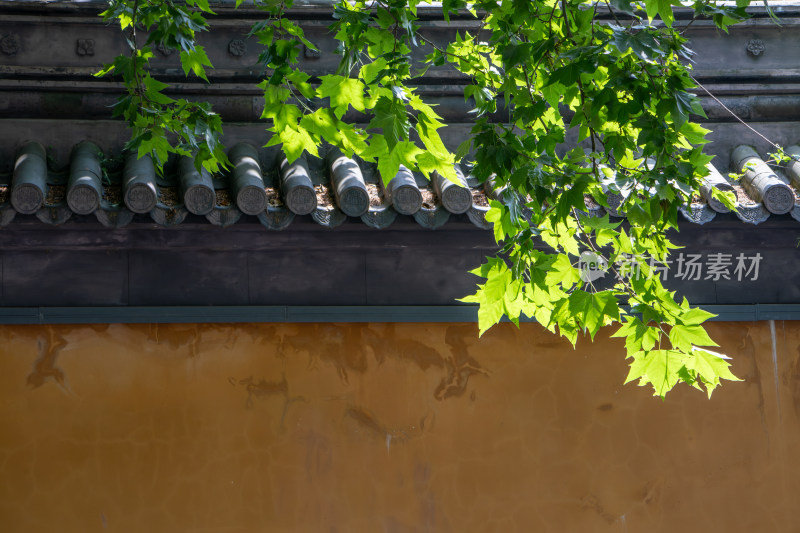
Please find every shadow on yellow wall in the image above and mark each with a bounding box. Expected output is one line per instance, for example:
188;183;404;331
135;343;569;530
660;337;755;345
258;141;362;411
1;321;798;532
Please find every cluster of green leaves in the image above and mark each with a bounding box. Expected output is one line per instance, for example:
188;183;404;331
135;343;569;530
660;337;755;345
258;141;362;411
100;0;762;398
247;0;458;184
443;0;752;398
97;0;227;172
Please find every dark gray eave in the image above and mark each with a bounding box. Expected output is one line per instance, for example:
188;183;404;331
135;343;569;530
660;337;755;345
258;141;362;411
0;215;499;308
0;215;796;310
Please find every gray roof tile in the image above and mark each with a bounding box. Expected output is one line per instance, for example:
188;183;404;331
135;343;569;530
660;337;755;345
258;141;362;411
0;140;494;230
3;141;799;229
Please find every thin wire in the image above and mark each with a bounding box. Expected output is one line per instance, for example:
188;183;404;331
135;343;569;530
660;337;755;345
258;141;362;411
691;75;782;151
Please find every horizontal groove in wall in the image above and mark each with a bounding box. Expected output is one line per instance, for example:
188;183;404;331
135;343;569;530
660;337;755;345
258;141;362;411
0;304;798;325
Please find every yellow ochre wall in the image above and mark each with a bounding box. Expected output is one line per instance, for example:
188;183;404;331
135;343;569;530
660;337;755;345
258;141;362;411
1;321;799;532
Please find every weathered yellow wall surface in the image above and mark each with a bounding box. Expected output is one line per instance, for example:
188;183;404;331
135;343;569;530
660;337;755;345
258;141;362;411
1;321;799;532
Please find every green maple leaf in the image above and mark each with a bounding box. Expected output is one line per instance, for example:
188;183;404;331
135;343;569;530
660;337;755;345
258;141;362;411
369;96;410;151
179;46;212;81
260;83;291;103
300;109;367;156
415;112;446;151
547;254;581;289
362;137;422;185
645;0;675;26
318;75;366;119
627;349;686;398
337;123;368;157
568;290;601;338
669;324;718;352
190;0;212;12
710;188;737;211
263;103;302;132
142;75;173;105
413;111;457;182
579;213;621;232
416;151;457;183
684;347;741;398
461;257;525;335
300;109;339;144
286;70;316;99
551;298;580;344
679;121;711;146
607;0;635;16
611;317;660;353
677;303;716;326
266;125;318;162
379;142;422;185
568;290;620;340
359;57;388;85
483;199;519;243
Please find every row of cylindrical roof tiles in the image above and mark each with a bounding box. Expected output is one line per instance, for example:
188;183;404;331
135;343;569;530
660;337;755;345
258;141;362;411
585;145;800;226
1;141;798;229
2;141;493;230
672;145;800;225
